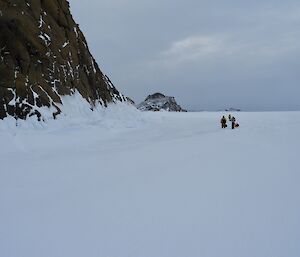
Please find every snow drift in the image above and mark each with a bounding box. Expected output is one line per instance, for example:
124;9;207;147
1;111;300;257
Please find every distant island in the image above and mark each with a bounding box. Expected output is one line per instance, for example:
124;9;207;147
137;93;187;112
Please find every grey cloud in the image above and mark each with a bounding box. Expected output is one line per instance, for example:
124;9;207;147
70;0;300;111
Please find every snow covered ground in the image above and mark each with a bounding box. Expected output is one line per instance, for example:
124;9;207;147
1;108;300;257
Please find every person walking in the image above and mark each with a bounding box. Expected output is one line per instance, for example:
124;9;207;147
231;116;236;129
228;114;232;121
220;116;227;128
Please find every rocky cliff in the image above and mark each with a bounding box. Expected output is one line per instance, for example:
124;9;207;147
0;0;125;120
137;93;187;112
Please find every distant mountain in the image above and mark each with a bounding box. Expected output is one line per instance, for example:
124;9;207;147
137;93;187;112
0;0;125;120
225;108;241;112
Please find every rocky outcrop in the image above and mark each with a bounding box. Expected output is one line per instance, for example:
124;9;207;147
137;93;187;112
0;0;125;120
125;97;135;105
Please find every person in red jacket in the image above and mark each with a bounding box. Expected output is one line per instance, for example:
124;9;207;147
231;116;236;129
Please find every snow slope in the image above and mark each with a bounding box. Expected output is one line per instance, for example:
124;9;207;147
0;110;300;257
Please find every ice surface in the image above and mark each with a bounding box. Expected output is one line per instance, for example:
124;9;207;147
0;109;300;257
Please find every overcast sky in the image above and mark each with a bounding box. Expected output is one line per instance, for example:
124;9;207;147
70;0;300;111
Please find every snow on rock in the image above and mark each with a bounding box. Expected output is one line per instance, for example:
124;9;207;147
0;0;125;121
0;90;142;132
137;92;187;112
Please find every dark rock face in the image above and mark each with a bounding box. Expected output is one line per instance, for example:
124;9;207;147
145;93;165;101
0;0;124;120
137;93;187;112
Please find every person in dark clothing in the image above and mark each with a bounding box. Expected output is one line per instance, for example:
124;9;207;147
220;116;227;128
228;114;232;121
231;116;236;129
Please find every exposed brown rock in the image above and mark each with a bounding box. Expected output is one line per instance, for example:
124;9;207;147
0;0;125;120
